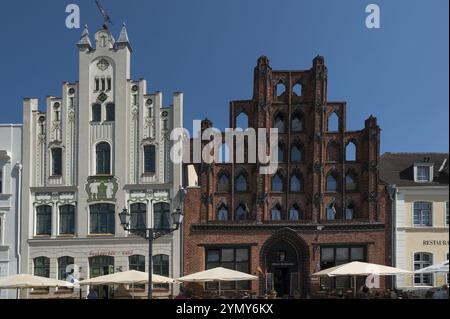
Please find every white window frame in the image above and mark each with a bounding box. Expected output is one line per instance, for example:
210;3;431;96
413;251;434;287
412;201;433;227
413;163;433;183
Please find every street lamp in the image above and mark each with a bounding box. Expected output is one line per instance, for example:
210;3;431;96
119;206;184;299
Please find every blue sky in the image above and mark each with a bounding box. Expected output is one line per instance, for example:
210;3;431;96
0;0;448;153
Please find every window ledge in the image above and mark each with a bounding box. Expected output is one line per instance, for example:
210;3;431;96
87;234;115;237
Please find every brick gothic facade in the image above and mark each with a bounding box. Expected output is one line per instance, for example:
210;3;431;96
183;56;391;297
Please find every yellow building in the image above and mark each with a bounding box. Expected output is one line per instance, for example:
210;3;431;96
380;153;449;290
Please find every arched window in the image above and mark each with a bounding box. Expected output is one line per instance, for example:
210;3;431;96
34;257;50;278
277;144;285;162
58;256;74;281
271;204;282;221
326;172;339;192
327;111;339;132
143;145;156;173
345;202;355;220
273;113;285;133
326;202;337;221
236;112;249;130
130;203;147;231
217;172;230;192
293;83;302;96
345;172;358;191
290;173;302;192
275;81;286;97
235;173;248;192
235;203;248;221
291;144;302;162
154;202;170;230
153;254;170;288
289;204;302;221
51;148;62;176
90;204;115;234
96;142;111;175
92;103;101;122
217;203;229;221
346;142;357;161
129;254;145;272
291;112;304;132
414;252;433;285
36;205;52;236
106;103;115;121
59;204;75;235
271;172;284;192
327;141;339;162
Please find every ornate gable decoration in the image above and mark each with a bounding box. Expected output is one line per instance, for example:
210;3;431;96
97;58;110;71
85;176;119;202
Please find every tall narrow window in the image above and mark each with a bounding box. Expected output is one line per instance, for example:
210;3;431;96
326;202;337;221
107;77;112;91
235;173;248;192
89;204;115;234
291;113;303;132
217;173;230;192
235;203;248;221
289;205;301;221
236;112;249;130
36;205;52;236
277;144;285;162
101;77;106;91
271;204;282;221
345;172;357;191
273;113;285;133
153;255;170;289
345;202;355;220
413;202;432;227
58;256;74;281
291;144;302;162
51;148;62;176
34;257;50;278
130;203;147;231
217;204;229;221
154;202;170;230
96;142;111;175
95;77;100;91
144;145;156;174
293;83;302;96
326;172;338;192
106;103;115;121
346;142;357;161
271;172;284;192
327;112;339;132
275;82;285;97
414;252;433;286
59;204;75;235
0;168;3;193
92;104;101;122
290;173;302;192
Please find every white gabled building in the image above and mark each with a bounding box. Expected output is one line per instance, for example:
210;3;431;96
20;24;184;298
0;124;22;299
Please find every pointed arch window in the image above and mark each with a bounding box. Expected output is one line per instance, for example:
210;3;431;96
293;83;302;96
236;112;249;130
217;172;230;192
327;111;339;132
326;202;337;221
291;144;302;162
217;203;229;221
290;173;302;192
96;142;111;175
289;204;302;221
275;81;286;97
291;112;304;132
235;203;248;221
277;144;285;162
271;204;282;221
271;172;284;192
345;172;358;191
346;142;357;161
345;202;356;220
273;113;285;133
326;172;339;192
235;173;248;192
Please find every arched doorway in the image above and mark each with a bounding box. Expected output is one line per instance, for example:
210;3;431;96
89;255;114;299
260;228;309;298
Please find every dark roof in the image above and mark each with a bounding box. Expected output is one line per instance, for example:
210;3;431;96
379;152;449;187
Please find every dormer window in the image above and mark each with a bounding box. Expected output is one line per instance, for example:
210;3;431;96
415;164;433;182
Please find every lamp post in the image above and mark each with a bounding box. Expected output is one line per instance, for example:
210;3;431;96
119;206;184;299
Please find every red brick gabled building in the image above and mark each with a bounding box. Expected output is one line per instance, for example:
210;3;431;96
183;56;391;298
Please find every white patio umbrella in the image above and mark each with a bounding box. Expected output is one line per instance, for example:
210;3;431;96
0;274;74;299
177;267;258;296
415;260;449;274
313;261;411;296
